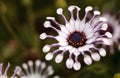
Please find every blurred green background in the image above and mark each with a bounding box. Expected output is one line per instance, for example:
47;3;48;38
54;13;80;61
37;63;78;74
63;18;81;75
0;0;120;78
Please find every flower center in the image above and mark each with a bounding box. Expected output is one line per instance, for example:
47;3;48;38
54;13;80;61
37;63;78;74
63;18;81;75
67;31;87;48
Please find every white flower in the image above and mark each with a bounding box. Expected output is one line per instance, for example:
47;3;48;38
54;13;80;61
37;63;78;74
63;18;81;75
17;60;59;78
94;13;120;54
40;5;111;70
0;63;19;78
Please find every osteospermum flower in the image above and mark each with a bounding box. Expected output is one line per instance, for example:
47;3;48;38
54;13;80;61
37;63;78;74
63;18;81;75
40;5;112;70
17;60;59;78
0;63;19;78
97;14;120;53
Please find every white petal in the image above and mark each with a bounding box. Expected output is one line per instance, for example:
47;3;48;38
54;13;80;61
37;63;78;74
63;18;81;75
78;48;84;52
28;60;33;66
41;62;46;69
104;39;112;45
101;23;108;30
22;63;28;70
46;17;55;20
73;49;80;56
58;41;68;46
69;48;80;56
55;36;67;42
99;17;107;22
103;39;111;45
97;38;112;45
84;55;92;65
44;21;51;28
94;11;101;15
73;62;81;71
35;60;41;67
65;23;74;32
45;53;54;61
70;20;75;30
58;46;65;50
86;31;94;39
47;66;54;75
91;53;100;61
66;58;74;69
56;8;63;14
105;32;112;38
78;44;94;52
58;31;68;38
60;25;70;35
86;36;96;44
84;23;94;38
42;45;51;53
85;6;93;12
39;33;47;40
68;5;75;12
99;48;106;57
78;46;87;52
75;6;81;11
79;21;85;32
70;48;76;53
75;20;80;31
65;45;73;51
55;54;63;63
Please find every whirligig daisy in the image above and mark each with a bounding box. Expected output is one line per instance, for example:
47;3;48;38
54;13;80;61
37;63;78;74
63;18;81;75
40;5;112;70
17;60;59;78
0;63;19;78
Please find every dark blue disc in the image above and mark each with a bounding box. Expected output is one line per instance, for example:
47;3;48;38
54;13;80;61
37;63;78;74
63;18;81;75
71;32;82;42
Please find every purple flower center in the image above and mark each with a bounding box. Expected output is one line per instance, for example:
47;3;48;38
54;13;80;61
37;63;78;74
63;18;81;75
67;31;86;48
71;32;82;42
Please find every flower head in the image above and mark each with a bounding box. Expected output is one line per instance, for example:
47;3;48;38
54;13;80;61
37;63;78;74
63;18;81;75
97;14;120;53
40;5;111;70
17;60;59;78
0;63;19;78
